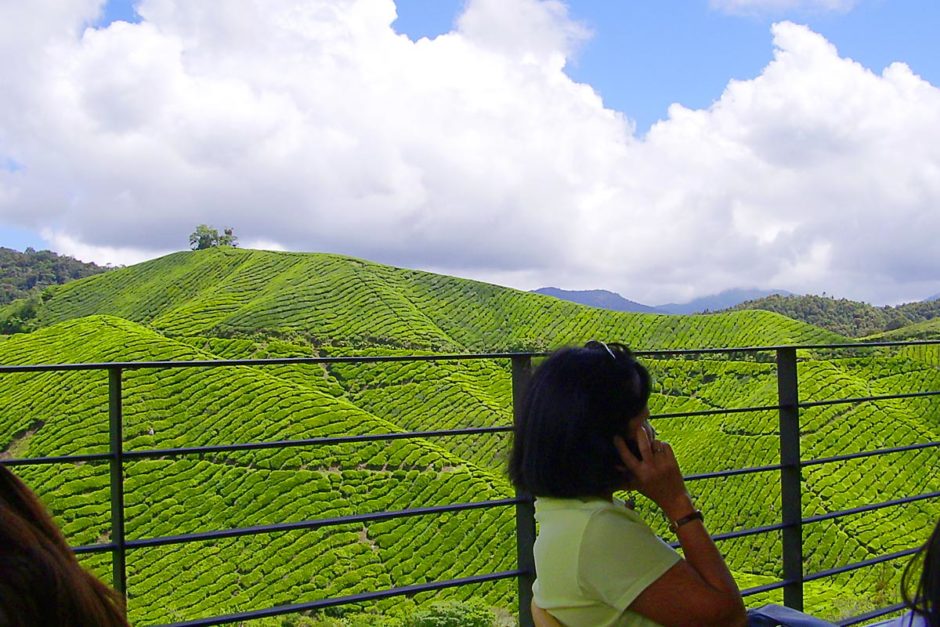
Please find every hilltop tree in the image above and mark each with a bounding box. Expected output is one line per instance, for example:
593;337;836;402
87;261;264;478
189;225;238;250
219;227;238;247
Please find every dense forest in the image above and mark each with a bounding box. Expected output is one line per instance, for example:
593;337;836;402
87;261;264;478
0;246;109;306
729;293;940;338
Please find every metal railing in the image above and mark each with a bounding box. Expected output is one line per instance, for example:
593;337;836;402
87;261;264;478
1;340;938;626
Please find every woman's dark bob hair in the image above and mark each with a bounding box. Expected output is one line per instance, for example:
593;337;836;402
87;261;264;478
508;341;651;498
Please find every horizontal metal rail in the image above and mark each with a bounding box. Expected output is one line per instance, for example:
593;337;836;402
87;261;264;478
123;426;513;459
685;463;785;482
164;570;525;627
125;498;522;550
741;579;795;597
800;390;940;408
0;352;547;373
802;441;940;466
838;602;908;626
653;404;781;420
0;426;513;466
669;522;792;549
73;542;118;555
1;336;937;374
804;546;921;582
712;522;792;543
0;451;111;466
802;491;940;525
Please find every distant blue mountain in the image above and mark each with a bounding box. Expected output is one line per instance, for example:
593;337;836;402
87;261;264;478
926;293;940;302
532;286;792;315
532;287;659;313
655;288;793;314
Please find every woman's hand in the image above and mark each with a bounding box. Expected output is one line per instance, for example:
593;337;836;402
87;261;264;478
614;426;693;520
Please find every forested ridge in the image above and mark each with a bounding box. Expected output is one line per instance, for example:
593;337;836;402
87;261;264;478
729;293;940;338
0;246;109;305
0;248;936;625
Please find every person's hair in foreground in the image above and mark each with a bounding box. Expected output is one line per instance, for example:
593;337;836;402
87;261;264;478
901;517;940;626
508;341;651;497
0;465;129;627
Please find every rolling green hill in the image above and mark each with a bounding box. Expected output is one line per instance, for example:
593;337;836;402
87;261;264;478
11;247;845;350
0;248;937;625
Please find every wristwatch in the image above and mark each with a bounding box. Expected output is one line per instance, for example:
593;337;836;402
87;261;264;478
669;509;704;533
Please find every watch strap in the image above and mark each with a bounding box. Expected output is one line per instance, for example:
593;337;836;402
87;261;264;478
670;509;704;533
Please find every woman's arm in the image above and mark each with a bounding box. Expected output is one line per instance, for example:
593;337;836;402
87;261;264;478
615;429;746;627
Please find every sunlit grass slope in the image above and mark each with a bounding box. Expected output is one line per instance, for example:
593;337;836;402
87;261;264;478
0;317;516;624
28;248;845;349
1;249;937;623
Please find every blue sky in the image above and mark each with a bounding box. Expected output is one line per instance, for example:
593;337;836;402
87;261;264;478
2;0;939;304
399;0;940;134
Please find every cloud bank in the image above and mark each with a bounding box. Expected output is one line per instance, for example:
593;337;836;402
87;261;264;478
1;0;938;304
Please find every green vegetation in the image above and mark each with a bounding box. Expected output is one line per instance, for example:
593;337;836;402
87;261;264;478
6;247;843;348
0;246;108;306
730;293;940;338
189;224;239;250
0;248;936;625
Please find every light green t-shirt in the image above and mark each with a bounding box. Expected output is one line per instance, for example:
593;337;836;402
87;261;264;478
532;497;681;627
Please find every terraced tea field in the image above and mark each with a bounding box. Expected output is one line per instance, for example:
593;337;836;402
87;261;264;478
0;248;937;624
21;247;844;351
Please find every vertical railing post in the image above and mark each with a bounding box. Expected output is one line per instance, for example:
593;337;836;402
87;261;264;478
511;355;535;627
108;367;128;606
776;348;803;611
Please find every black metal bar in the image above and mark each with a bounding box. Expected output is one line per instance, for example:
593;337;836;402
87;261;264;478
73;542;118;555
126;498;523;549
122;425;513;459
0;452;111;466
777;347;803;611
710;521;792;544
802;491;940;525
512;355;536;627
741;579;795;597
652;404;782;420
108;367;127;603
837;602;908;626
637;338;940;355
685;463;785;482
802;441;940;467
803;547;920;582
667;520;793;549
800;390;940;408
2;337;937;374
163;569;525;627
0;352;548;373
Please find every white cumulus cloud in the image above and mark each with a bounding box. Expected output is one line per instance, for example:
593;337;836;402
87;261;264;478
1;0;938;305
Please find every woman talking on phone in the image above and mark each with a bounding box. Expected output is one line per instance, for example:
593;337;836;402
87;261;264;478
509;341;746;627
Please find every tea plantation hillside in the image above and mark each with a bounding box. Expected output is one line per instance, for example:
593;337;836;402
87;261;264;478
0;249;938;624
12;247;845;349
0;317;519;624
866;318;940;342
